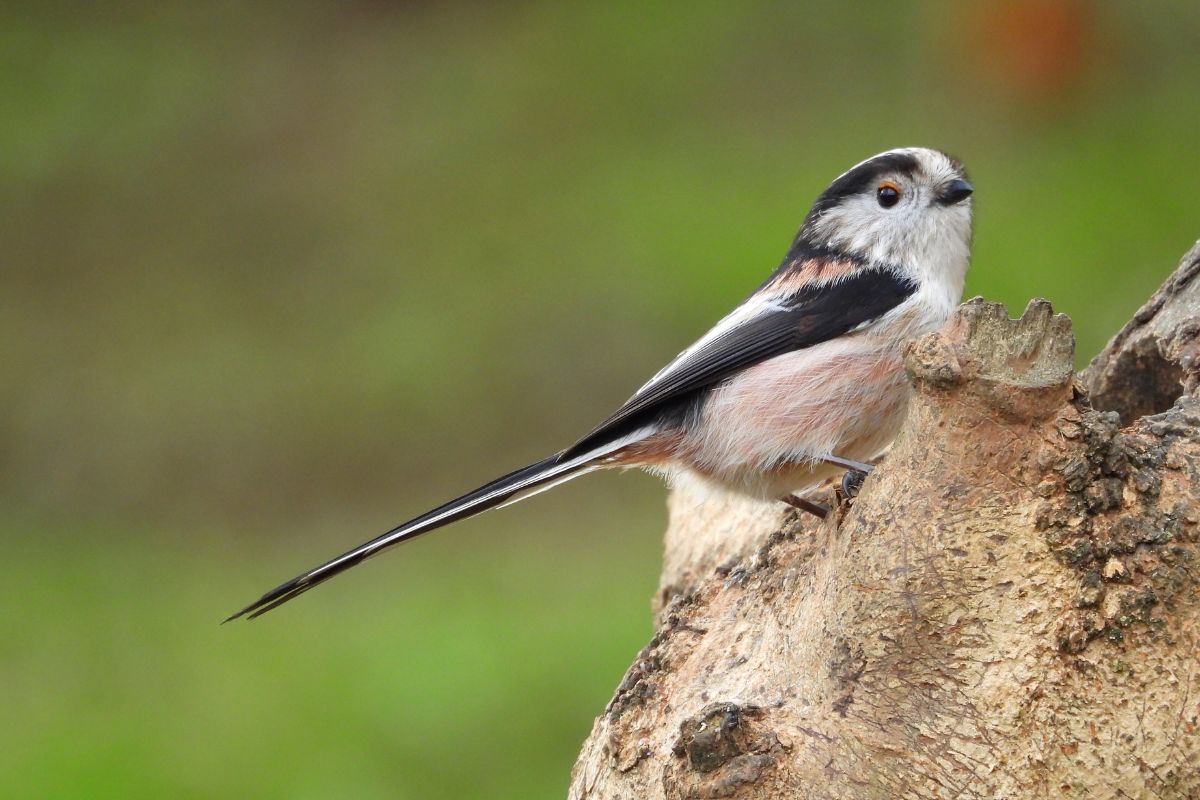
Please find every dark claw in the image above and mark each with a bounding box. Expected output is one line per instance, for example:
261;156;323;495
841;469;868;499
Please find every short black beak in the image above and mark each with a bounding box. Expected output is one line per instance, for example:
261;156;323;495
936;178;974;206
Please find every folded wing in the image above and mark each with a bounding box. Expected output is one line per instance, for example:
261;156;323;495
564;266;917;459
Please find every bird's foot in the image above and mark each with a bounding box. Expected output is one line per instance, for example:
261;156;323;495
822;454;874;503
782;494;828;519
840;468;868;499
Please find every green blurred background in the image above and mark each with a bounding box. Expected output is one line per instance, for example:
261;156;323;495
3;2;1199;797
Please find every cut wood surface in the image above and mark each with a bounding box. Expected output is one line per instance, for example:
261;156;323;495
570;241;1200;800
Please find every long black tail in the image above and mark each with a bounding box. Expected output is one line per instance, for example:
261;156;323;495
227;452;593;620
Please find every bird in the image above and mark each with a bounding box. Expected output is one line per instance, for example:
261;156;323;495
228;146;974;620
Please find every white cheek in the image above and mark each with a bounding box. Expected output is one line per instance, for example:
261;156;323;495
810;194;971;302
813;197;919;264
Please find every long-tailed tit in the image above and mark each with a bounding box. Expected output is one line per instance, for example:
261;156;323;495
230;147;973;619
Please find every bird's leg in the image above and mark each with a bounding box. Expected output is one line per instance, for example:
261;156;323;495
820;454;874;474
785;456;878;518
782;494;828;519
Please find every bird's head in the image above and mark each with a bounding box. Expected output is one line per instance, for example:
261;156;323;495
795;147;974;298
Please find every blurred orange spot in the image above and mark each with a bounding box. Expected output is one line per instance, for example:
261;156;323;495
973;0;1095;99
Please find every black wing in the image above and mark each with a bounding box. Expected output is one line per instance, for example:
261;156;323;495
563;267;916;459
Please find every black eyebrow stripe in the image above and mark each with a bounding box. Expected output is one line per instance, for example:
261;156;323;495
804;151;921;220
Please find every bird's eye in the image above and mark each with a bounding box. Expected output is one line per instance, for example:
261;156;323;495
876;182;901;208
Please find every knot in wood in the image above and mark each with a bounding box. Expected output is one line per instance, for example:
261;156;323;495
673;703;748;773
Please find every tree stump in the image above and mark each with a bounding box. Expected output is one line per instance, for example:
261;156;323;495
570;242;1200;800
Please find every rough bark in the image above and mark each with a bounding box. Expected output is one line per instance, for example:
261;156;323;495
570;242;1200;800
